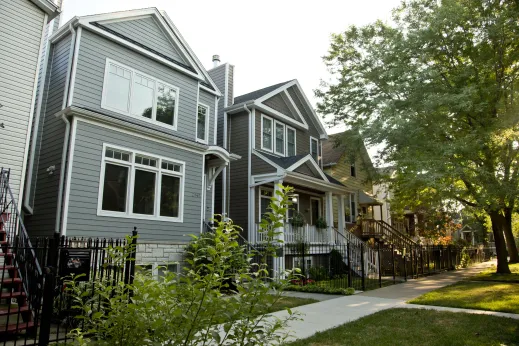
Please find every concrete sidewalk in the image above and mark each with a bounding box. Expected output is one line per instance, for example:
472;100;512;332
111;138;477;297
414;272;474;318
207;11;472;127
272;260;514;343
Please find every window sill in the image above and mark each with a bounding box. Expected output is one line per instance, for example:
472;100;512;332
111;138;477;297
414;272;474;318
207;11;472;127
101;105;178;132
196;138;208;145
97;210;183;223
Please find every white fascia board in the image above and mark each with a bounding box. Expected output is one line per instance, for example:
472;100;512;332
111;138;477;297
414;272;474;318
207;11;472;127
250;173;287;187
30;0;60;19
252;151;285;173
285;172;346;194
254;103;308;130
291;80;329;139
160;11;222;96
206;146;241;162
200;84;220;97
282;89;308;127
225;101;255;114
254;80;296;104
285;154;329;182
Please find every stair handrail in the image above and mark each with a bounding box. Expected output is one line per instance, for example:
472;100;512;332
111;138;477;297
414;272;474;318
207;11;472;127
331;227;378;276
378;220;417;247
0;169;43;282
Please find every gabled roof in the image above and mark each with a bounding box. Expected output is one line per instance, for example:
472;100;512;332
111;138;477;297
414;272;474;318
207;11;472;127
322;131;373;169
258;152;307;169
51;8;221;96
234;81;293;104
30;0;61;20
253;151;329;182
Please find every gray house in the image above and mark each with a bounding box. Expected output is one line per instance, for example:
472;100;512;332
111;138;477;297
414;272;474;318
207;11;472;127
0;0;61;208
209;62;357;246
25;8;238;264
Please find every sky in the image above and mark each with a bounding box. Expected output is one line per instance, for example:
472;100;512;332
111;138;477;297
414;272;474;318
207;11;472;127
60;0;401;143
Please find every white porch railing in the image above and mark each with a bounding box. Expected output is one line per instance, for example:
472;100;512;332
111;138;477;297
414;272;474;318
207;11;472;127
251;223;333;244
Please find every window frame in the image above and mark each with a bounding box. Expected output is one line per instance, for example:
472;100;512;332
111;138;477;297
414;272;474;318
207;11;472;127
309;196;322;225
350;162;356;177
258;187;274;223
101;58;180;131
310;136;319;162
196;103;210;144
286;126;296;157
274;120;286;156
97;143;185;222
260;114;274;152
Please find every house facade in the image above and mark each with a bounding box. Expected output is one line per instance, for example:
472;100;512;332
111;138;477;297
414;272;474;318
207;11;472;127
23;8;237;265
321;131;381;228
208;65;359;245
0;0;61;208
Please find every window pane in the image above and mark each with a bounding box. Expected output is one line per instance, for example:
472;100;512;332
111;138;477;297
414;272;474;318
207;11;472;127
156;83;176;126
262;118;272;150
197;105;207;140
275;123;284;154
160;174;180;217
287;143;295;156
260;197;270;220
102;163;128;212
311;140;318;161
133;170;156;215
287;128;296;156
131;74;155;118
105;64;131;113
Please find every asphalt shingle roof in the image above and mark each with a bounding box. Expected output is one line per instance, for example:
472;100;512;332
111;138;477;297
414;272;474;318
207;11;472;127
260;153;308;169
233;80;293;105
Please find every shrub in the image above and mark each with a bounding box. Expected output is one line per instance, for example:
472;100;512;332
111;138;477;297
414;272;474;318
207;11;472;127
315;217;328;230
308;266;328;280
459;247;472;268
65;184;302;346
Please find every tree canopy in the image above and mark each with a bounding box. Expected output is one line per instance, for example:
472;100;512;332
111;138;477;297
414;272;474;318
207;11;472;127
317;0;519;273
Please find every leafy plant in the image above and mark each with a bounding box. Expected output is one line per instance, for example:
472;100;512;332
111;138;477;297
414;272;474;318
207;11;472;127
290;211;305;228
459;247;472;269
64;184;302;345
315;217;328;230
308;266;328;280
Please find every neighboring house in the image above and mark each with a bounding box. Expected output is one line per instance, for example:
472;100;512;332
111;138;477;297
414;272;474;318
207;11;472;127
0;0;61;208
373;166;397;226
321;131;381;228
209;63;357;245
24;8;238;265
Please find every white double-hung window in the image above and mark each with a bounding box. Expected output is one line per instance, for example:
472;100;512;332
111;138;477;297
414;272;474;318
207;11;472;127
102;59;179;129
286;126;296;156
261;115;273;151
261;114;297;157
274;121;285;155
98;144;185;222
196;103;210;143
310;137;319;162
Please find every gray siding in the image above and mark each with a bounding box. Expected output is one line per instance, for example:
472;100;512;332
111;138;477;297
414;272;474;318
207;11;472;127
0;0;45;203
198;89;216;145
103;17;187;65
72;29;200;143
25;34;72;237
294;163;319;178
228;111;249;237
263;94;295;119
65;120;204;242
251;155;276;175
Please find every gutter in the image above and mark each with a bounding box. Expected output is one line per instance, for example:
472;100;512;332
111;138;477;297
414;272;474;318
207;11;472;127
55;23;77;234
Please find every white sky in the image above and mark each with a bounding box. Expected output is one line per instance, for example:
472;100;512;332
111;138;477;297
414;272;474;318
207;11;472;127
60;0;400;153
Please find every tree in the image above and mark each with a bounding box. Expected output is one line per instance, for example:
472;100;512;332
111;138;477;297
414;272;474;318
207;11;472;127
317;0;519;273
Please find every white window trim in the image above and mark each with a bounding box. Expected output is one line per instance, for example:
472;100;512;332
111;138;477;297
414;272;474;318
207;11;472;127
196;103;210;144
97;143;185;222
260;114;274;152
274;120;286;156
101;58;180;131
309;197;322;224
258;186;274;223
286;125;297;156
310;136;319;162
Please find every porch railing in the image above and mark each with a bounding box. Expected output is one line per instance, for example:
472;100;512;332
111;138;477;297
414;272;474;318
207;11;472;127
251;223;333;244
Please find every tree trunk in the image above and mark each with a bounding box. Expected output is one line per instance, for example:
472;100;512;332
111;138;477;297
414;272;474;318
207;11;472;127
503;208;519;263
488;210;511;274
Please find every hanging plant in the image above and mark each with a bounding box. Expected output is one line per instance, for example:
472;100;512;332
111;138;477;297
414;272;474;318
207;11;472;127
290;211;305;228
315;217;328;231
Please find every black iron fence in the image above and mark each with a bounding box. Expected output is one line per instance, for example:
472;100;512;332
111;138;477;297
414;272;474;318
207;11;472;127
248;241;493;292
0;232;137;346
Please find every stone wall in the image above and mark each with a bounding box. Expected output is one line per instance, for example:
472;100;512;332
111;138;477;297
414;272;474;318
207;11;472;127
135;242;187;275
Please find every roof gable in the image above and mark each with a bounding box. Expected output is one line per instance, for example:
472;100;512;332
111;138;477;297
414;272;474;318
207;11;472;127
101;16;187;65
55;8;220;95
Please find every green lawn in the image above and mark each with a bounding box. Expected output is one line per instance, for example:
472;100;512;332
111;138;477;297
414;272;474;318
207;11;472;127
267;296;318;313
468;263;519;283
285;308;519;346
408;280;519;314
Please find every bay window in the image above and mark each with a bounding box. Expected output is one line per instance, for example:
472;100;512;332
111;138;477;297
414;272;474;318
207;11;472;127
98;145;184;221
102;59;179;129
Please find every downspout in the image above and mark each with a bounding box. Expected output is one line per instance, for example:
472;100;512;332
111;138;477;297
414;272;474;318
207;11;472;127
55;23;77;234
243;104;252;238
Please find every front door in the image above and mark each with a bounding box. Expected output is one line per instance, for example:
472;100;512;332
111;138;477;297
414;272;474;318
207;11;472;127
310;198;321;225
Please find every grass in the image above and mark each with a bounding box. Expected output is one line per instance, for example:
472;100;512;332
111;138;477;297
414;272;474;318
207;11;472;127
408;280;519;314
267;296;318;313
468;263;519;283
285;308;519;346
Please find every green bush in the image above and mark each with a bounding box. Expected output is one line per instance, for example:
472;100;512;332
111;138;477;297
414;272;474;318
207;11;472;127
308;266;328;280
64;184;302;346
285;284;355;296
459;247;472;268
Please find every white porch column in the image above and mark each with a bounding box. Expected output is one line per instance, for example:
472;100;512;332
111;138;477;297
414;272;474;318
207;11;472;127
273;180;285;279
337;195;345;235
325;191;334;243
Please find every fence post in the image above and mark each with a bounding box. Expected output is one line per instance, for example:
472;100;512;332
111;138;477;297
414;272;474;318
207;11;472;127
302;241;306;282
347;242;352;288
124;228;138;286
391;244;396;283
39;233;59;346
378;242;382;288
420;246;424;276
410;246;414;279
360;243;366;291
